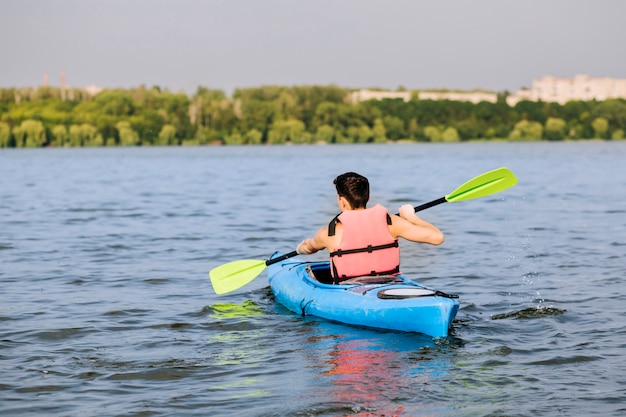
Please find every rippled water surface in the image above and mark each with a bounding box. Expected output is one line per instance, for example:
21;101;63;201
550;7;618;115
1;142;625;416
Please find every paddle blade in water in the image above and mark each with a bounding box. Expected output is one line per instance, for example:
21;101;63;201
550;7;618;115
445;167;517;203
209;259;267;294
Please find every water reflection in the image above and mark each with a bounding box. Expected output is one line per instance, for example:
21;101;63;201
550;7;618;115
302;325;455;416
204;301;273;402
206;300;265;320
324;337;409;415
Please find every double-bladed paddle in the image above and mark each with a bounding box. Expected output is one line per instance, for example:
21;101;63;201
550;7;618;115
209;167;517;294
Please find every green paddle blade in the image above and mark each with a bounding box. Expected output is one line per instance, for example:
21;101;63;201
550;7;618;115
209;259;267;294
445;167;517;203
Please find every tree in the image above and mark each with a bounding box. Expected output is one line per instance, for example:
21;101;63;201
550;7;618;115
245;128;263;144
315;124;334;143
158;92;193;139
287;119;308;144
267;119;305;144
96;90;135;117
441;126;460;142
13;120;46;147
514;101;546;124
116;121;140;146
68;125;83;146
157;124;177;146
509;120;543;141
455;118;481;140
240;99;278;135
593;99;626;131
0;122;11;147
372;118;387;143
81;124;103;146
561;100;590;123
192;126;212;145
25;119;47;147
224;130;244;145
313;102;340;130
67;123;101;146
129;111;162;145
423;126;441;142
349;125;373;143
591;117;609;139
382;115;405;140
51;125;68;146
544;117;566;140
407;118;420;140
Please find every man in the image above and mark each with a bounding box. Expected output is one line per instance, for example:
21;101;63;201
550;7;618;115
296;172;444;283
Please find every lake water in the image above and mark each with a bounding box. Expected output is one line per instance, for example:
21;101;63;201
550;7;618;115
1;142;625;416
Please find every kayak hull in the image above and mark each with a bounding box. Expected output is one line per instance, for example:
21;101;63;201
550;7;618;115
267;252;459;338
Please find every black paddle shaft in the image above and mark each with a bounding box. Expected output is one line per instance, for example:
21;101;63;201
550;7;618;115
393;196;447;216
413;196;447;213
266;250;299;267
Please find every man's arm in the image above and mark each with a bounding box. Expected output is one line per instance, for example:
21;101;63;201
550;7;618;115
389;204;444;245
297;226;330;254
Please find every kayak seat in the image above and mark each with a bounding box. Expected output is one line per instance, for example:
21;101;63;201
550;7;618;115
306;265;403;286
306;265;335;284
341;276;404;285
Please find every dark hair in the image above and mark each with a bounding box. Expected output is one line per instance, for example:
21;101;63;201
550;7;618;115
334;172;369;209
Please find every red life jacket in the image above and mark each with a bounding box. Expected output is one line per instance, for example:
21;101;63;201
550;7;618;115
328;204;400;283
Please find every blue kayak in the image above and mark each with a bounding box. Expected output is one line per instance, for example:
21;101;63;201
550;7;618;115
267;252;460;338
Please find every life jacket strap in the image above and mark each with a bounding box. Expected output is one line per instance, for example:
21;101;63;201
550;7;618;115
329;240;398;258
331;264;401;284
328;214;340;236
328;213;391;236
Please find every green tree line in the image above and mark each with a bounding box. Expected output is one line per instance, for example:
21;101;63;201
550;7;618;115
1;85;625;148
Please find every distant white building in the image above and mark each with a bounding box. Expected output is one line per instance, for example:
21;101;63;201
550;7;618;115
418;90;497;104
85;85;104;96
350;89;411;104
507;74;626;106
350;88;497;104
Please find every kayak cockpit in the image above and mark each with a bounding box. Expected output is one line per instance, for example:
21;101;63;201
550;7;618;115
305;263;403;286
306;263;334;284
304;262;458;299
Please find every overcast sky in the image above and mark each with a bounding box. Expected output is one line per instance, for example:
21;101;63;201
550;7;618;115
2;0;625;96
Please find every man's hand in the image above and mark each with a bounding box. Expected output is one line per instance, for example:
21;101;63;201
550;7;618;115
398;204;418;221
297;238;319;255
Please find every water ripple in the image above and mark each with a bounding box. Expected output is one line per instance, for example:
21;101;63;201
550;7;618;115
491;306;567;320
